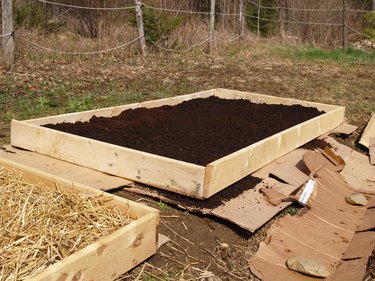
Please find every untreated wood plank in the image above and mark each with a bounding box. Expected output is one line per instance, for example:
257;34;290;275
29;214;158;281
370;137;375;165
359;114;375;148
214;88;344;112
27;89;214;126
204;106;344;197
0;156;157;218
11;120;206;198
0;146;133;191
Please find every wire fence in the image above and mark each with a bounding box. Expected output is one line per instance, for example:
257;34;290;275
18;34;144;55
0;32;12;38
36;0;137;10
1;0;374;65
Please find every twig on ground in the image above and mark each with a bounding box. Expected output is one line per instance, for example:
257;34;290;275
160;215;180;218
161;220;195;246
134;264;146;281
159;252;198;268
169;240;206;262
144;262;169;276
202;248;226;266
211;259;247;280
181;221;188;230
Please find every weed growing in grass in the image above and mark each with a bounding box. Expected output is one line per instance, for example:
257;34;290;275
158;201;169;211
38;96;58;107
66;95;95;112
286;205;299;216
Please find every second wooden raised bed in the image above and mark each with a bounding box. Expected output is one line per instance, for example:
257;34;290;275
0;157;159;281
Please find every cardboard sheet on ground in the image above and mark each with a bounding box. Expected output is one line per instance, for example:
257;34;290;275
328;258;369;281
359;114;375;148
249;151;374;281
323;137;375;194
357;208;375;231
0;146;132;191
342;232;375;259
125;178;297;232
124;148;308;232
331;123;357;135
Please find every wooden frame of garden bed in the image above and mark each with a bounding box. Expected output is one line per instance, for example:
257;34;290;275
0;157;159;281
11;88;345;199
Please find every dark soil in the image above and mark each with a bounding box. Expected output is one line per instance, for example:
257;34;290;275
45;96;323;166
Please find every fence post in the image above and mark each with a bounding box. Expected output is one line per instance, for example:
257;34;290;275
208;0;215;54
279;1;285;39
239;0;245;42
2;0;14;68
341;0;346;48
257;0;261;37
134;0;146;56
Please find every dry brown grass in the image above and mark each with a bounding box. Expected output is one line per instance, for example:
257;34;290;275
6;0;371;56
0;167;131;280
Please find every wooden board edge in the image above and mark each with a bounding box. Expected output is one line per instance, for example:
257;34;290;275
11;120;206;198
370;137;375;165
28;213;158;281
0;155;159;218
204;106;345;198
21;89;215;125
359;114;375;148
203;164;214;199
140;89;214;108
214;88;344;112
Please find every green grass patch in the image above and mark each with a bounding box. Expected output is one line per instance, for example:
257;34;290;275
157;201;169;211
285;46;375;65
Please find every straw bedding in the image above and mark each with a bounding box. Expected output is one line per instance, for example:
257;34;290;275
0;167;132;280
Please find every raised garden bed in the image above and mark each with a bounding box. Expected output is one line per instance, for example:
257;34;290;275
11;89;345;199
0;157;159;281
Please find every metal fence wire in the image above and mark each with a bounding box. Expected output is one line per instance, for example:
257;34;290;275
1;0;374;64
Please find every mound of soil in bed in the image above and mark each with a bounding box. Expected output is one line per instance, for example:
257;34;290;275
45;96;323;166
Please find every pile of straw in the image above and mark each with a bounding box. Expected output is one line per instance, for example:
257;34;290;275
0;167;132;280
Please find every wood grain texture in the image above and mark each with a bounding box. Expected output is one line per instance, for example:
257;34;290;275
11;120;206;198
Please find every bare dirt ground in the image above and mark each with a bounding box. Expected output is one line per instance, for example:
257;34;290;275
1;40;374;280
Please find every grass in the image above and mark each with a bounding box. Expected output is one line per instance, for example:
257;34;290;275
284;46;375;65
1;38;374;147
158;201;169;211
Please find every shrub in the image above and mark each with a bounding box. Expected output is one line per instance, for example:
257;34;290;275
130;8;184;46
364;11;375;40
14;2;44;28
246;0;277;36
